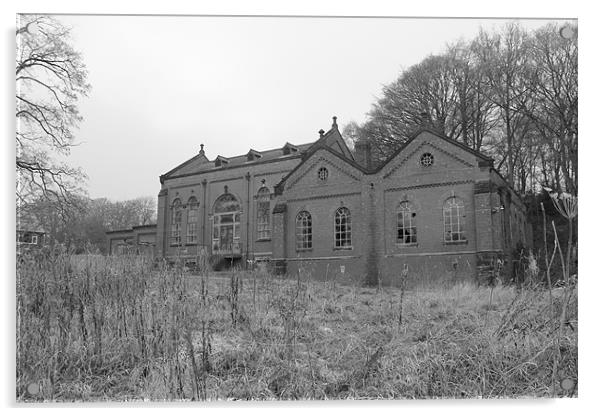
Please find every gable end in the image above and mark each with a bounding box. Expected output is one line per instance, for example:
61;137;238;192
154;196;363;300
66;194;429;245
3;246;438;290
383;141;477;179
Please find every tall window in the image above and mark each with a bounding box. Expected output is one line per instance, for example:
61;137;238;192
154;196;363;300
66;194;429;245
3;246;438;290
171;198;182;245
296;211;312;250
397;201;417;244
212;193;241;254
256;187;271;240
443;196;466;242
334;207;352;248
187;196;199;244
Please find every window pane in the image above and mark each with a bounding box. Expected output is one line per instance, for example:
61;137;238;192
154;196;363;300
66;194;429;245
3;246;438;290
443;197;465;242
397;202;417;244
296;211;312;250
335;207;351;247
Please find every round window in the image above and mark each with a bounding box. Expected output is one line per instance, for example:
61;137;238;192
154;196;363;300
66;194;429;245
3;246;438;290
318;167;329;181
419;152;434;167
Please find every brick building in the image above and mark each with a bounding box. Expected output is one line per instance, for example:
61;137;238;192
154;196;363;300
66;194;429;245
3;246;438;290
107;116;531;284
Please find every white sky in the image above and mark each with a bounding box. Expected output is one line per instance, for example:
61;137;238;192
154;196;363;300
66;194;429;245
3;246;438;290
55;15;570;201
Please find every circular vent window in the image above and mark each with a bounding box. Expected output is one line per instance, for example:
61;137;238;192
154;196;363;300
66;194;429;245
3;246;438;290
419;152;434;167
318;167;329;181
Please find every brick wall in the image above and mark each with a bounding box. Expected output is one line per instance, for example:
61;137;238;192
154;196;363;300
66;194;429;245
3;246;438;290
158;155;302;262
143;129;531;286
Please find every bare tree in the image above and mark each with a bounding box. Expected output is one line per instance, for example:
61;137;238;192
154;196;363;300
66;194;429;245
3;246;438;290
446;41;498;152
23;195;157;252
471;23;535;189
16;15;91;216
351;21;577;198
525;24;578;194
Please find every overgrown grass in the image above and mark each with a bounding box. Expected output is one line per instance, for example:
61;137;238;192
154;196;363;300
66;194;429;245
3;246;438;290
16;250;577;401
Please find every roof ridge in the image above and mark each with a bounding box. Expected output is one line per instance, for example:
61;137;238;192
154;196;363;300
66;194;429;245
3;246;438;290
211;140;315;161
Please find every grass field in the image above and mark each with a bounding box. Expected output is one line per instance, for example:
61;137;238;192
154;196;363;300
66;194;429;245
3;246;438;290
16;252;577;401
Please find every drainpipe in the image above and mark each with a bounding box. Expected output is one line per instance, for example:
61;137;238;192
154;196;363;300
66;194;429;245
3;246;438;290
245;172;251;268
202;179;207;251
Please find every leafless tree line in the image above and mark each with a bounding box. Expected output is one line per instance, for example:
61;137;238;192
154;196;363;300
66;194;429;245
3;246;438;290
21;195;157;253
345;22;577;195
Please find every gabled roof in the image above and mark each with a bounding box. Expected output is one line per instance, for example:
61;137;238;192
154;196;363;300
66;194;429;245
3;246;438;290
247;149;262;160
282;142;299;154
160;141;315;183
304;117;354;161
275;139;369;194
376;127;494;169
160;117;353;183
215;155;230;166
160;146;210;182
275;127;496;193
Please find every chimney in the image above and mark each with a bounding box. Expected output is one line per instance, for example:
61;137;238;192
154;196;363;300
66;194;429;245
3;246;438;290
354;137;372;170
418;111;443;133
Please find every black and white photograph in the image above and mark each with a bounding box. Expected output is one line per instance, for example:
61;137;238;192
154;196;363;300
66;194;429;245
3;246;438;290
11;3;583;404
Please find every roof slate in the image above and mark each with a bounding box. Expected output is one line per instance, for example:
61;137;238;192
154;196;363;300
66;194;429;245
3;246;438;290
162;141;315;181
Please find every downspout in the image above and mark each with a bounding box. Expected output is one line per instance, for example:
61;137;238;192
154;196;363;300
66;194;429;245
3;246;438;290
245;172;251;268
201;179;207;252
163;193;169;257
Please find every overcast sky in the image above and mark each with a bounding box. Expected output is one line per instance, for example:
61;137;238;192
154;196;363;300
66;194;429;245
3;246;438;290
54;15;569;201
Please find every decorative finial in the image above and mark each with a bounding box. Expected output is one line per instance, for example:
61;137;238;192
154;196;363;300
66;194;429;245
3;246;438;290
332;116;338;127
319;129;325;138
199;143;205;155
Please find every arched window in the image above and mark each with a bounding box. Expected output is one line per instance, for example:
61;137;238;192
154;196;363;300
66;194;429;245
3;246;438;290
334;207;352;248
212;193;241;254
171;198;182;245
256;187;271;240
397;201;417;244
187;196;199;244
296;211;312;250
443;197;466;242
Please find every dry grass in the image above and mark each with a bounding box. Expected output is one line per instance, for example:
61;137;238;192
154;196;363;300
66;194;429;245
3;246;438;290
16;250;577;401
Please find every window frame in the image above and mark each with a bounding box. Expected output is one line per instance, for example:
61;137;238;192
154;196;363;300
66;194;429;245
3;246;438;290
170;198;183;246
317;167;329;182
419;152;435;167
211;193;242;254
443;196;467;243
334;207;352;249
295;210;313;251
256;187;271;241
186;196;199;244
396;201;418;246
